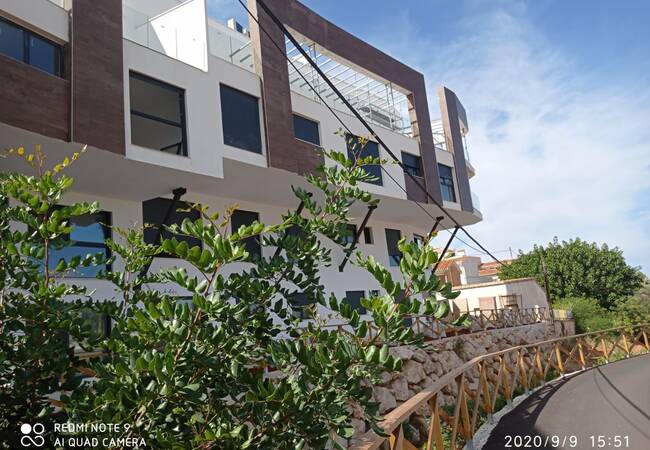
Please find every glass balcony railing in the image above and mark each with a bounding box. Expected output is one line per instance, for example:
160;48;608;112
207;25;254;72
122;2;208;71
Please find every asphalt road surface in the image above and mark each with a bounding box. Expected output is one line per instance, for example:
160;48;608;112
483;354;650;450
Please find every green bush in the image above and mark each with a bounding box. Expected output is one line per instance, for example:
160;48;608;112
554;297;614;333
0;143;468;449
614;286;650;328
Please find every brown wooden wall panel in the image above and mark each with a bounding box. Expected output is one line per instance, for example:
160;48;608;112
72;0;125;155
247;0;443;202
438;87;473;212
404;174;428;203
0;54;69;140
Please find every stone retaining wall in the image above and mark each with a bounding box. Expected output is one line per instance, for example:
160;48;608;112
350;322;559;443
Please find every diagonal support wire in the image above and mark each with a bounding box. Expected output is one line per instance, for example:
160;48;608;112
272;192;312;259
433;226;459;273
139;187;186;278
338;204;377;272
428;215;445;239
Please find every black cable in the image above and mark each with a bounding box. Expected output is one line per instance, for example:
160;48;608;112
238;0;505;266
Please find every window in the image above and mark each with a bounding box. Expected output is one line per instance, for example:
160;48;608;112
414;234;425;248
48;210;112;278
385;228;402;267
345;290;366;314
344;224;357;245
142;197;201;256
438;164;457;202
62;310;111;349
293;114;320;146
289;292;313;319
0;17;62;76
363;227;373;244
220;84;262;153
401;152;422;177
346;134;383;185
130;72;187;156
231;209;261;258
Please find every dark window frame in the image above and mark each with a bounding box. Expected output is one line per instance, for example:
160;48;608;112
346;134;383;186
142;197;201;258
292;113;321;146
363;227;373;244
220;83;263;154
46;207;112;278
289;292;313;320
401;151;422;177
345;290;367;314
344;223;357;245
129;71;188;156
385;228;402;267
438;164;457;202
231;209;261;259
0;17;63;77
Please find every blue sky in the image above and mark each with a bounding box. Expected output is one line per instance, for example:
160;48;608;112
209;1;650;273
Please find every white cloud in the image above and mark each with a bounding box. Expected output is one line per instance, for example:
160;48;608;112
375;6;650;271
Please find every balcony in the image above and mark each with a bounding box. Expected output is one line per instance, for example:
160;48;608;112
122;0;208;71
207;20;254;72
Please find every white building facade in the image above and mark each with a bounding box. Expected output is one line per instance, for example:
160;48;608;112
0;0;483;326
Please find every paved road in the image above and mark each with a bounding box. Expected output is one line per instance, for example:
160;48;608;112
483;354;650;450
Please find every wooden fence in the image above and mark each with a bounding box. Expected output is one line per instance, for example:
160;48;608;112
350;324;650;450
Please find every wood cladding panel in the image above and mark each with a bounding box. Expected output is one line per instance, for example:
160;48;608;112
72;0;125;155
0;54;69;140
438;87;473;212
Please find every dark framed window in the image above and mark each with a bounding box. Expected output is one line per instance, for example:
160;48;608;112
438;164;457;202
220;84;262;153
385;228;402;267
289;292;313;319
363;227;373;244
48;210;112;278
345;290;366;314
414;234;425;248
401;152;422;177
129;72;187;156
0;17;62;77
344;224;357;245
62;310;111;349
346;134;383;185
293;114;320;146
231;209;261;258
142;197;201;257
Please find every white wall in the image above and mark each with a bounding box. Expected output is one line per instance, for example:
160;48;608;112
123;40;268;179
56;188;431;325
452;278;549;312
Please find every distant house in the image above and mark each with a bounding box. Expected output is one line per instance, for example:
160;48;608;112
435;249;549;314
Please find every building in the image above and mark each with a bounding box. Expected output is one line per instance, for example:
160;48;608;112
0;0;482;327
434;249;549;315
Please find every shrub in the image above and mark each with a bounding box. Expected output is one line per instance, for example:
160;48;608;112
553;297;614;333
0;143;467;449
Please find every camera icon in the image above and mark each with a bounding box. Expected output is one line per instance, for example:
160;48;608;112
20;423;45;447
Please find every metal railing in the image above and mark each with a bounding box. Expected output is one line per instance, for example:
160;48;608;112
321;307;549;343
350;324;650;450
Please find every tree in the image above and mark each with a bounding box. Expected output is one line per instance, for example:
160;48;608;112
500;237;644;309
1;141;466;449
614;286;650;328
